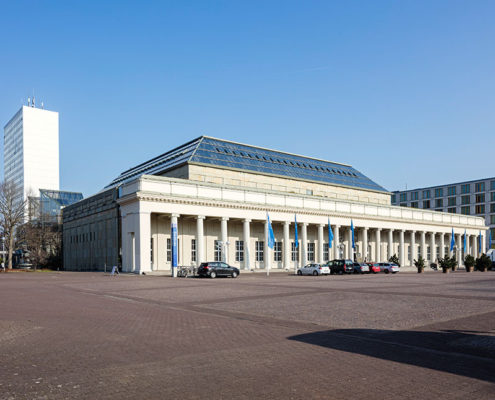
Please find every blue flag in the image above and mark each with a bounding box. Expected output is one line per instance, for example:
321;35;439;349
489;229;492;250
478;231;482;253
463;229;466;254
294;214;298;248
450;228;455;252
351;219;355;249
328;218;334;249
267;213;275;249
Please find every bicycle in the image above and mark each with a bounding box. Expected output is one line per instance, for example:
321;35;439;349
177;266;196;277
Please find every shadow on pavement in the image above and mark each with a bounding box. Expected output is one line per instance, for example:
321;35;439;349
288;328;495;383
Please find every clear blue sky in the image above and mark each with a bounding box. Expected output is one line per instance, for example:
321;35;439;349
1;0;494;197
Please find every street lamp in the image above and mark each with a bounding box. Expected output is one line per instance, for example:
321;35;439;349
338;242;345;259
1;237;5;271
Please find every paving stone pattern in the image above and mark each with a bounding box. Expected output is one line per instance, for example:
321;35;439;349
0;271;494;399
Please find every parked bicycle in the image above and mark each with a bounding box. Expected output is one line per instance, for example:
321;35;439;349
177;266;196;277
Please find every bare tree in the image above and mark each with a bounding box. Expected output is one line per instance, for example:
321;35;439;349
0;181;28;270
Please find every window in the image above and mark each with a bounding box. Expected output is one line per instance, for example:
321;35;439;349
235;240;244;262
273;242;282;261
255;241;264;261
491;192;495;202
167;238;171;261
391;194;396;203
411;192;419;201
461;195;470;205
427;246;431;261
191;239;196;262
448;186;456;196
151;238;154;262
461;206;470;215
423;190;430;199
423;200;430;209
491;181;495;191
435;199;443;208
400;193;407;202
307;243;315;262
448;197;456;206
411;202;419;208
400;203;407;207
475;205;485;214
461;184;470;194
291;242;299;261
448;208;456;214
214;240;222;262
435;188;443;197
475;182;485;192
491;203;495;213
475;194;485;203
323;243;329;261
491;215;495;225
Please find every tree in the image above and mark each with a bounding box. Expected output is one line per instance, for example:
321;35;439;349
389;254;400;267
0;181;28;270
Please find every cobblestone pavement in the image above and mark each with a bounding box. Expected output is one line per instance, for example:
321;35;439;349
1;271;494;399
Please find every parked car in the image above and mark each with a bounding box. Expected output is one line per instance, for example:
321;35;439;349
353;262;370;274
378;262;400;274
297;263;330;276
197;262;240;278
366;262;381;274
325;259;354;275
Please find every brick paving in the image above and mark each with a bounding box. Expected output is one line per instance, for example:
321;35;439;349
0;271;494;399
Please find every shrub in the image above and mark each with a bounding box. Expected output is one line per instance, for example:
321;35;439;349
475;254;491;272
389;254;400;267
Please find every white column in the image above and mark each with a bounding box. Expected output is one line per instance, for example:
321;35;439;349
301;223;308;266
221;217;229;263
472;235;477;258
196;216;205;266
420;231;426;260
430;232;436;264
388;229;393;260
243;219;251;271
348;226;353;260
362;228;368;262
440;233;445;259
264;219;271;273
318;224;324;264
410;231;416;264
376;229;381;262
399;230;405;267
283;221;290;270
334;225;340;259
170;213;179;277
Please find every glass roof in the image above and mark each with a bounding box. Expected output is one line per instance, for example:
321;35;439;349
107;136;388;193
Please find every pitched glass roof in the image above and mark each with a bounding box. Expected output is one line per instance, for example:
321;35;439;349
107;136;388;193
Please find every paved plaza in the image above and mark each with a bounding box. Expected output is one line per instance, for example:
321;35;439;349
1;271;494;399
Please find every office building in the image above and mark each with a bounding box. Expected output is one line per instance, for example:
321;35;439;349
392;178;495;250
63;137;487;273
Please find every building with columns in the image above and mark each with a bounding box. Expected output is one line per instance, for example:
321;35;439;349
63;137;487;273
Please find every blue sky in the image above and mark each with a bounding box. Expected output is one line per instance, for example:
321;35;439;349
1;0;494;196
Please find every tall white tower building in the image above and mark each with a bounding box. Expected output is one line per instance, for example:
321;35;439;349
3;102;59;202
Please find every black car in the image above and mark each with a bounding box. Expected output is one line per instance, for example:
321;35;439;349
324;259;354;275
197;262;240;278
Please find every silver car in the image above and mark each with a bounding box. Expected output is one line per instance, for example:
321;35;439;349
297;263;330;276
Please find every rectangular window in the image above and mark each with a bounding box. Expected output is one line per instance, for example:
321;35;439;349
448;186;456;196
273;242;282;261
214;240;222;262
411;202;418;208
191;239;196;262
444;246;449;256
461;184;470;194
423;190;430;199
411;192;419;201
475;204;485;214
291;242;299;261
475;182;485;192
448;197;456;206
435;199;443;208
235;240;244;262
491;215;495;225
461;195;470;205
400;193;407;202
255;241;264;262
461;206;470;215
491;203;495;213
307;242;315;262
400;203;407;207
448;207;456;213
323;243;329;261
475;194;485;203
391;194;396;203
427;246;431;261
167;238;171;262
491;192;495;202
435;188;443;198
491;181;495;191
423;200;430;209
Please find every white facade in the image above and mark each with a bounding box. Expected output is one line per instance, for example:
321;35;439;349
3;105;59;200
118;175;487;274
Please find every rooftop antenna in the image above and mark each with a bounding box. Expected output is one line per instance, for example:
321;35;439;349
28;97;31;107
41;101;44;109
32;96;36;108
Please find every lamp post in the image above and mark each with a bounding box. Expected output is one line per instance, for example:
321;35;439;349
338;242;345;259
1;237;5;271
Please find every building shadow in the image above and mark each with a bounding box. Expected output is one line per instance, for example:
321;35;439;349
288;328;495;383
